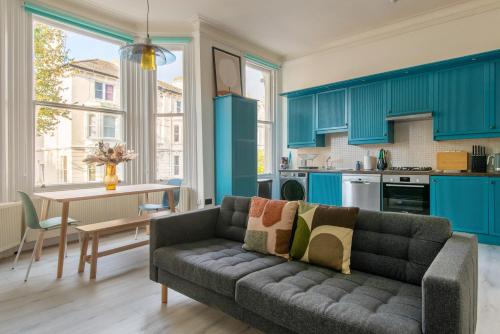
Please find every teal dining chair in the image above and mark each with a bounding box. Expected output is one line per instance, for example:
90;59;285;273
12;191;78;282
135;178;182;239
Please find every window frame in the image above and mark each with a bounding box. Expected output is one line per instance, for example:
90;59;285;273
32;16;126;191
153;44;185;182
244;60;277;177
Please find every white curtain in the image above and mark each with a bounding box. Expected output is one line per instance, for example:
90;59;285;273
181;42;201;209
121;59;157;185
0;0;33;202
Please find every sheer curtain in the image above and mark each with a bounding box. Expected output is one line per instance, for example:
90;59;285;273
0;0;33;202
121;59;157;185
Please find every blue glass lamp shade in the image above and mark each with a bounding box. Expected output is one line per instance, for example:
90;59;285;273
119;39;176;71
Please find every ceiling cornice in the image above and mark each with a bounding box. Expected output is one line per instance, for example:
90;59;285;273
192;15;284;64
285;0;500;62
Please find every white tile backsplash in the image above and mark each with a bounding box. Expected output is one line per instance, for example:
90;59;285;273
293;120;500;170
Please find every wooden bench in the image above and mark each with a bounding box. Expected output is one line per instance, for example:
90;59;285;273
76;211;167;279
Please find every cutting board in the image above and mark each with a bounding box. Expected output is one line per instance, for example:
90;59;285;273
437;151;468;171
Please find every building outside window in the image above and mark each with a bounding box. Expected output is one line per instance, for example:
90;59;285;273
95;81;103;99
173;155;180;176
87;114;97;137
245;61;274;175
156;49;184;181
33;18;124;187
105;84;114;101
103;115;116;138
173;124;180;143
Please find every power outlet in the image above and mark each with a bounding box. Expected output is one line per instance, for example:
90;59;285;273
204;198;213;205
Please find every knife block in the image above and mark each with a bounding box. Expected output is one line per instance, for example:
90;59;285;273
471;155;487;173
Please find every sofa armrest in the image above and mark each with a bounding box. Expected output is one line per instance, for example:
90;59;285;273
149;206;220;281
422;232;478;334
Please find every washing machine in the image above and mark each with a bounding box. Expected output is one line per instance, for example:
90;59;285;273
280;171;308;201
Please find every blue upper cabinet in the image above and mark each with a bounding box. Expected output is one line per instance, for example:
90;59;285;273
316;89;347;134
434;62;490;140
308;173;342;206
489;178;500;237
214;94;257;205
491;60;500;134
388;72;433;116
287;94;325;148
430;176;490;234
348;81;394;145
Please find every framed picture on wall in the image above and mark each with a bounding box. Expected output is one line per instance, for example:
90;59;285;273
212;47;243;96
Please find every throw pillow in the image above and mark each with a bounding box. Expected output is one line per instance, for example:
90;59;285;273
243;197;299;258
290;201;359;274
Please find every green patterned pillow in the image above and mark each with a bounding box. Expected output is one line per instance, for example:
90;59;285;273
290;201;359;274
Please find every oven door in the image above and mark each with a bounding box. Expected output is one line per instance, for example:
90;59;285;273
382;183;430;215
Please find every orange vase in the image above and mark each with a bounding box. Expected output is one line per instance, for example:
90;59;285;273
104;163;118;190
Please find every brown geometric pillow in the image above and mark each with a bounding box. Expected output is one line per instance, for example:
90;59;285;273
243;197;299;258
290;201;359;274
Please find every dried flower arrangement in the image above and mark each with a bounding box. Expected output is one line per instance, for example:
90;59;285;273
83;141;137;166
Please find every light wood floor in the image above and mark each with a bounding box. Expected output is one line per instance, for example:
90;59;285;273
0;232;499;334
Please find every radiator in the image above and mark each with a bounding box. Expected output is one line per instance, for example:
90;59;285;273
0;202;22;253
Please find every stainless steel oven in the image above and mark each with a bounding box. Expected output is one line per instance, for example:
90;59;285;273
382;175;430;215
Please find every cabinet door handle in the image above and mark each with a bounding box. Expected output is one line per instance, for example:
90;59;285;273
492;181;496;185
491;125;496;129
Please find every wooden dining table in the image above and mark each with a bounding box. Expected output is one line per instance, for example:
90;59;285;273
33;183;179;279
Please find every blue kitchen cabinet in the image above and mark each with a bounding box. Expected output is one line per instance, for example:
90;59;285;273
287;94;325;148
489;178;500;237
388;72;433;116
434;62;490;140
308;173;342;206
214;94;257;205
316;89;347;134
491;60;500;134
348;81;394;144
430;176;489;234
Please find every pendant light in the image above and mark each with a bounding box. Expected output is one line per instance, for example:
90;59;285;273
119;0;176;70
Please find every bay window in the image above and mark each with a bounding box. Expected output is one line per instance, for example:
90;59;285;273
245;61;275;175
33;18;124;187
155;48;184;181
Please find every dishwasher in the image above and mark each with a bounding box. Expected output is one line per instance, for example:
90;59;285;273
342;174;381;211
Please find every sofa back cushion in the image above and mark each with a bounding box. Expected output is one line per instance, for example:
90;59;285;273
350;210;451;285
216;196;251;242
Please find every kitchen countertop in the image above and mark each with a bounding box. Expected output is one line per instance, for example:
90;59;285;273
279;169;500;177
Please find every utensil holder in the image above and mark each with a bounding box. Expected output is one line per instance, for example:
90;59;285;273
471;155;487;172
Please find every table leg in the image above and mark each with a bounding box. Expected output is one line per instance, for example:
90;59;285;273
35;200;50;261
78;233;89;273
167;190;175;213
56;201;69;279
90;233;99;280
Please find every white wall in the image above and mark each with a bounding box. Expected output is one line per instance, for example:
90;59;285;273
281;1;500;157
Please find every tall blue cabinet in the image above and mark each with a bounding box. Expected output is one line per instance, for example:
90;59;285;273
214;94;257;205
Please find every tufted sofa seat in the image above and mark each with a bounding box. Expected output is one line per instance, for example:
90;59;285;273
237;261;422;334
150;196;478;334
153;238;285;297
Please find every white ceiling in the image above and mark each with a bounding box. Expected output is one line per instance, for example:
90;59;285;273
47;0;472;59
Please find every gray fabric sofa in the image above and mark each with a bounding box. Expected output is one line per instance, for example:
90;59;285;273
150;196;478;334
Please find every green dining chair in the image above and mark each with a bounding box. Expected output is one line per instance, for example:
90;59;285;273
12;191;79;282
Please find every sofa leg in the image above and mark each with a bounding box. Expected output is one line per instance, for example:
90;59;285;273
161;284;168;304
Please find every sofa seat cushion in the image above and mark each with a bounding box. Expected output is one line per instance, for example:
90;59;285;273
236;261;422;334
153;238;285;298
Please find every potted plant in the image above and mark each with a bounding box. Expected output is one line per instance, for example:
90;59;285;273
83;141;137;190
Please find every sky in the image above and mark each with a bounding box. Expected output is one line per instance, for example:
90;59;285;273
66;31;183;84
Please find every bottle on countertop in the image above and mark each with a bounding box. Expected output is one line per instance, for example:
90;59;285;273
376;149;387;171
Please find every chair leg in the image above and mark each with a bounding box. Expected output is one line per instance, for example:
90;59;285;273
135;209;142;240
25;231;42;282
12;228;29;270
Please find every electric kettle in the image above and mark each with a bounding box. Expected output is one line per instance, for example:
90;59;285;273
487;153;500;172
